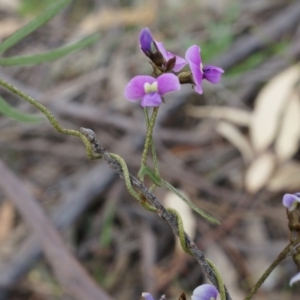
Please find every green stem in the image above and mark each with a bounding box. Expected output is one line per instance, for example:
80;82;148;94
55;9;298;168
140;107;159;178
109;153;157;212
207;259;226;300
166;207;191;255
244;242;292;300
0;77;100;160
144;108;160;178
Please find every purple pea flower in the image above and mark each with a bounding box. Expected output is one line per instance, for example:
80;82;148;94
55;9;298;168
185;45;224;94
282;193;300;211
142;284;219;300
141;293;166;300
124;73;180;107
142;293;155;300
139;28;187;72
191;284;219;300
156;41;188;72
290;272;300;286
139;28;157;58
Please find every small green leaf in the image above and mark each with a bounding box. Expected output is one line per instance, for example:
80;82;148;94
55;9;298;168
162;180;220;225
0;96;42;123
138;165;163;186
0;34;100;66
0;0;72;54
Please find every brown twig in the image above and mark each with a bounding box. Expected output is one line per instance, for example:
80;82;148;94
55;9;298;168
80;127;232;300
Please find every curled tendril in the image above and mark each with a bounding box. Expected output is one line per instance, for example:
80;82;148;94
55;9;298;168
0;77;100;161
165;207;191;254
207;259;226;300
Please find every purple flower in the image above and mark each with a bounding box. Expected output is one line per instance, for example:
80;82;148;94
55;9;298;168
139;28;156;57
142;293;155;300
290;272;300;286
283;193;300;211
139;28;187;72
185;45;224;94
191;284;219;300
124;74;180;107
156;41;187;72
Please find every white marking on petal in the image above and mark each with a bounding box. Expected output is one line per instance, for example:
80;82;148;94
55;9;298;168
144;81;158;94
200;63;204;74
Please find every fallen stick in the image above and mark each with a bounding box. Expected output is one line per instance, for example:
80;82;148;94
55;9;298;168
0;159;114;300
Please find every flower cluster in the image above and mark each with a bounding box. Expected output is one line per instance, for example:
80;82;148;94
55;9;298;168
124;28;224;107
142;284;219;300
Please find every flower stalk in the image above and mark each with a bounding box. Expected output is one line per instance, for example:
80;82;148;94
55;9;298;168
140;106;159;178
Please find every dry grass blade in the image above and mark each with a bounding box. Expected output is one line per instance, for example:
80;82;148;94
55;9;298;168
186;106;251;126
245;152;275;193
267;162;300;192
274;92;300;161
250;64;300;152
216;121;253;164
76;2;158;36
0;158;113;300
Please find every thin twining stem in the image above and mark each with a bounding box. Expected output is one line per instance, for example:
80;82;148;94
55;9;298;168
207;259;226;300
80;127;232;300
140;106;159;174
244;240;299;300
144;107;160;180
0;77;99;160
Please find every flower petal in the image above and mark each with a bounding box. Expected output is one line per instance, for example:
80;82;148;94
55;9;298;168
142;292;155;300
139;28;154;55
191;284;219;300
157;73;180;95
290;272;300;286
124;75;156;101
283;193;300;211
185;45;203;94
141;92;162;107
203;65;224;84
155;42;168;61
168;53;187;72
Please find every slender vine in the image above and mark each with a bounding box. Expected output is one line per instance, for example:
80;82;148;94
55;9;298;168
140;106;159;175
243;239;300;300
0;77;100;160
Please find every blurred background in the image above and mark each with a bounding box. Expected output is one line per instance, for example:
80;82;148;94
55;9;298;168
0;0;300;299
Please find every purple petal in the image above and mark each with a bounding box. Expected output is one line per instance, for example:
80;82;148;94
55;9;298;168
155;42;168;61
167;53;187;72
283;193;300;211
191;284;219;300
142;292;155;300
157;73;180;95
139;28;154;55
185;45;203;94
124;75;155;101
203;65;224;84
155;42;187;71
141;92;162;107
290;272;300;286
